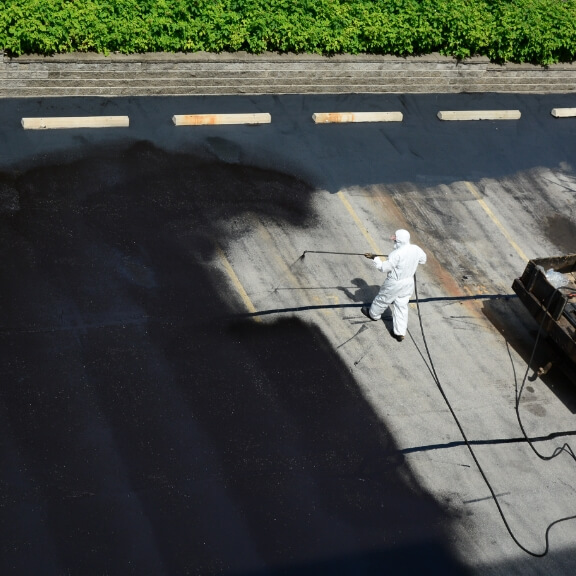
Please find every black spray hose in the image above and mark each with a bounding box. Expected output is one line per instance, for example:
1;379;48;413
414;274;576;557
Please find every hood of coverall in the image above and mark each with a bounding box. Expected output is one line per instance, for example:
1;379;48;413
394;229;411;249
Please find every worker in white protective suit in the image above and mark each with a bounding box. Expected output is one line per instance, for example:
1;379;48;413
361;229;426;341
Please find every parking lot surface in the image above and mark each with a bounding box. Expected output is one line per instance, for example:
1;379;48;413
1;93;576;575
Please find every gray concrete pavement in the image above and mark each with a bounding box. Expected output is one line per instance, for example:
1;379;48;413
1;93;576;575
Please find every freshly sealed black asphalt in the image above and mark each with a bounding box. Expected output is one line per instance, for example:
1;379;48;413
1;92;575;575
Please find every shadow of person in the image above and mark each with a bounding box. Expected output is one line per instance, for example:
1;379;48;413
337;277;379;303
339;279;395;329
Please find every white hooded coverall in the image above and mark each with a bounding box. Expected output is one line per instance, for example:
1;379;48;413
368;229;427;337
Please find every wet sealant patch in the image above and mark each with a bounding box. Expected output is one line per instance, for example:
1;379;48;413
546;214;576;254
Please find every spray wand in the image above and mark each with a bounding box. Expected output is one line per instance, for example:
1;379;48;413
299;250;387;259
270;250;387;294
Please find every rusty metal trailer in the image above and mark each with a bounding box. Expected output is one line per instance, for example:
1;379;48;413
512;254;576;374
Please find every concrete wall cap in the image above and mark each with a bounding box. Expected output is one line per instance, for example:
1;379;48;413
5;51;490;65
5;51;576;70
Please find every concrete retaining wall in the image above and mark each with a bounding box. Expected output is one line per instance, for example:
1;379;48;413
2;51;576;97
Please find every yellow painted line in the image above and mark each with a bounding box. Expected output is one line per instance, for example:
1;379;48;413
464;181;529;263
253;218;300;286
337;191;382;255
252;216;293;272
216;245;261;321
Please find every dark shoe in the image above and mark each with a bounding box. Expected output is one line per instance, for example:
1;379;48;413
388;328;404;341
361;307;377;321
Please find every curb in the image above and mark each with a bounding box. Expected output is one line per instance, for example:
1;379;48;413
2;51;576;97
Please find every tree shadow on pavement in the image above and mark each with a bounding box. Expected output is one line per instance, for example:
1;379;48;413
0;141;471;576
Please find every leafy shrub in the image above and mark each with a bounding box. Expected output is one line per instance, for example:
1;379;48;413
0;0;575;64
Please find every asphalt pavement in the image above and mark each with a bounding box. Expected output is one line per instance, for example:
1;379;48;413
1;93;576;576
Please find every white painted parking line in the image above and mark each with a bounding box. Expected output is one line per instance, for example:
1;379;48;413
312;112;403;123
437;110;521;121
172;113;271;126
21;116;129;130
551;108;576;118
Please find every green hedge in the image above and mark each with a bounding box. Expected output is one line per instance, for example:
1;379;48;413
1;0;575;64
